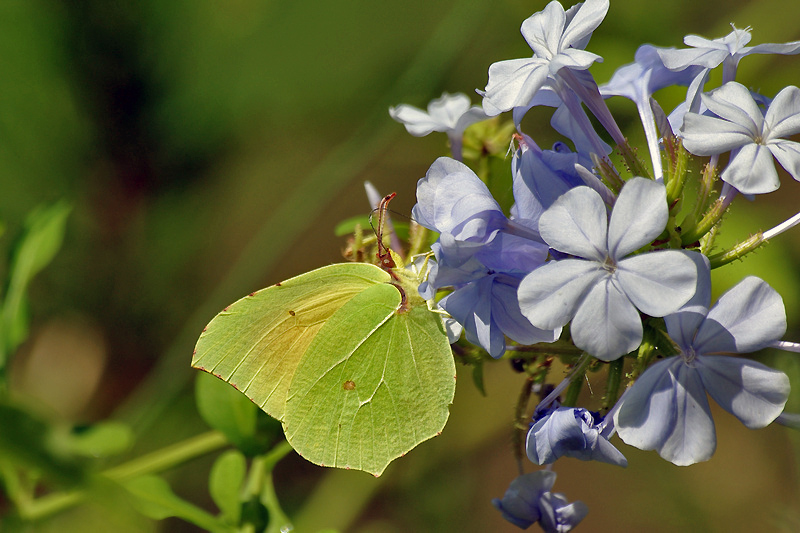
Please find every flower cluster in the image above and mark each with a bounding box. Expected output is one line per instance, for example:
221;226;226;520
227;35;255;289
390;0;799;530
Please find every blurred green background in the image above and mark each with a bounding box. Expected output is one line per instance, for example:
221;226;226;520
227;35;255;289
2;0;799;531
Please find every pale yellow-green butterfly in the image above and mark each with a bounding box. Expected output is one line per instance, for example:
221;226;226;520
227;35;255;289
192;193;455;476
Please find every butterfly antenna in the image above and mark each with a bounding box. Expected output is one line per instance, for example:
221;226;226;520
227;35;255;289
375;193;397;271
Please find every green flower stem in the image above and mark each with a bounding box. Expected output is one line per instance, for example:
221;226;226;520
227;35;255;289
602;358;624;412
680;162;718;244
503;345;584;357
630;322;673;383
0;458;27;509
514;377;536;474
707;231;766;269
18;430;228;521
664;138;689;205
240;440;294;533
592;153;625;193
618;139;652;181
681;193;727;246
260;442;294;533
563;355;593;407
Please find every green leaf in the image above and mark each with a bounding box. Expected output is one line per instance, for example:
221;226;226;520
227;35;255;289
209;450;246;525
195;371;277;456
0;401;85;486
1;201;70;363
334;215;370;237
193;262;456;476
334;215;410;241
124;475;233;533
61;421;134;458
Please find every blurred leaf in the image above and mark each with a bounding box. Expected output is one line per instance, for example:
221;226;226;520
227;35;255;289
334;215;371;238
0;401;85;486
334;215;410;241
209;449;246;525
195;371;277;456
1;201;71;364
61;421;134;459
123;474;234;533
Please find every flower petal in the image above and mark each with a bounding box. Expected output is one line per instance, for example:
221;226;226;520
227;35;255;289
559;0;609;51
768;139;800;183
698;356;790;429
527;407;627;467
607;177;668;259
550;48;603;72
615;250;700;317
389;104;440;136
426;93;472;129
661;47;728;70
492;277;561;346
764;85;800;139
695;276;786;354
656;363;716;466
616;358;716;466
722;143;781;194
539;186;608;261
615;357;681;449
664;253;712;349
520;1;566;59
413;157;506;240
570;276;642;361
492;471;555;529
439;276;506;357
701;82;764;135
681;113;753;155
518;259;604;330
482;58;550;116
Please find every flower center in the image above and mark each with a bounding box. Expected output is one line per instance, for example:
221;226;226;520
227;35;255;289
682;346;698;365
601;255;617;274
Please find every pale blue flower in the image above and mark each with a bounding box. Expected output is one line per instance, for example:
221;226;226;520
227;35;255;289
512;136;587;215
658;24;800;84
518;177;702;361
614;276;791;466
422;233;556;357
481;0;608;116
438;268;559;358
659;25;800;127
681;81;800;194
601;45;702;180
527;407;627;467
493;471;588;531
413;157;508;264
390;92;487;160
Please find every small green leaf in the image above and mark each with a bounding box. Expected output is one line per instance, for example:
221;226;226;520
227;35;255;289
334;215;370;237
124;475;233;533
1;201;71;363
0;401;85;486
209;450;246;525
334;215;410;241
62;421;133;458
195;371;277;456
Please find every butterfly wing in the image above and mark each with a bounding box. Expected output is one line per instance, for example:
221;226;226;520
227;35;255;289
192;263;390;420
284;284;456;476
